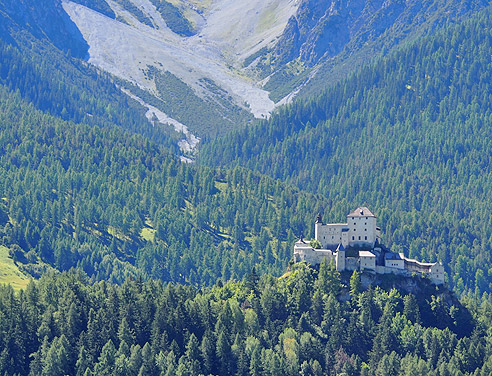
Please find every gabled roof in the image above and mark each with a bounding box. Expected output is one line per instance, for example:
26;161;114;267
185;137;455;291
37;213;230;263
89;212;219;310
359;251;376;258
347;207;375;217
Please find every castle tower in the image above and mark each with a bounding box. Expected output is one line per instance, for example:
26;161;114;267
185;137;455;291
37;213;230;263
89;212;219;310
347;207;377;248
335;244;346;271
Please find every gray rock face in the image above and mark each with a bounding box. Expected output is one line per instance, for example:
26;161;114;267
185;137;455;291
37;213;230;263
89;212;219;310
273;0;488;67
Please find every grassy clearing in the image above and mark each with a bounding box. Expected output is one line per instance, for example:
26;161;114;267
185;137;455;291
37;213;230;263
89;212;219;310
141;227;156;242
141;218;156;241
0;246;30;290
215;181;228;192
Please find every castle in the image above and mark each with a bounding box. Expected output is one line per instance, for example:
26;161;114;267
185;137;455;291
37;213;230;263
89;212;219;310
293;207;445;284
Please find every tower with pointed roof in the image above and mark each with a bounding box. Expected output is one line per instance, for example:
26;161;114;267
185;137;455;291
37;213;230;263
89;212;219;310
315;206;380;249
346;206;378;248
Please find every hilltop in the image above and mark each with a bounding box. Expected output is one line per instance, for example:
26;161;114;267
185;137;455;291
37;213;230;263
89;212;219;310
200;5;492;297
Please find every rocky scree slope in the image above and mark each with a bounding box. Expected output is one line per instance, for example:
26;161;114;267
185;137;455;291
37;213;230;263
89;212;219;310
62;0;300;141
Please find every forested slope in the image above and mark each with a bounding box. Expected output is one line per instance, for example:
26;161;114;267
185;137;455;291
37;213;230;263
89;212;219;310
200;6;492;297
0;85;325;286
251;0;490;102
0;264;490;375
0;30;183;150
0;0;88;58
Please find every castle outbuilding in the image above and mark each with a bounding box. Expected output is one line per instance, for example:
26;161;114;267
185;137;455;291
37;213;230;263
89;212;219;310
294;207;445;284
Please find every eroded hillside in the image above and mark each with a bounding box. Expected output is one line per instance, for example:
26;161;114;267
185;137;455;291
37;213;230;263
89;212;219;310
62;0;299;142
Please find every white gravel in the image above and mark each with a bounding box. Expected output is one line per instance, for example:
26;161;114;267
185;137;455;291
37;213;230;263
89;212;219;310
62;0;299;121
122;88;200;155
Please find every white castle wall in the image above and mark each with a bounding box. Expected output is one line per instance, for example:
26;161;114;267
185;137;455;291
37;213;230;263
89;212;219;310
294;207;445;285
293;243;336;265
315;223;346;248
347;214;377;247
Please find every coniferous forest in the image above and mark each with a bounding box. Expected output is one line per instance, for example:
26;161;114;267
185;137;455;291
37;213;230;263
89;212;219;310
1;263;492;376
0;84;322;286
2;0;492;375
200;6;492;298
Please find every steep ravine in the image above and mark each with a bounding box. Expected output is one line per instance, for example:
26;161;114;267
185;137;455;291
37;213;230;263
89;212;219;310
62;0;300;138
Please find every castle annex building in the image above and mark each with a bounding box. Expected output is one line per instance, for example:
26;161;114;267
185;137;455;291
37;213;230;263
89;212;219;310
293;207;445;284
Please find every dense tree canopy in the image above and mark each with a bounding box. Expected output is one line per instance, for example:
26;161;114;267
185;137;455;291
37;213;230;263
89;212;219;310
0;84;327;286
200;5;492;297
0;265;489;376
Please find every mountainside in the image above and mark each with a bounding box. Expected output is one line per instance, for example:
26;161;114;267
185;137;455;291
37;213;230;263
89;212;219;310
200;5;492;296
2;0;492;296
0;0;214;159
61;0;299;138
3;0;488;144
0;82;331;286
255;0;491;102
55;0;489;134
0;0;332;287
0;0;88;57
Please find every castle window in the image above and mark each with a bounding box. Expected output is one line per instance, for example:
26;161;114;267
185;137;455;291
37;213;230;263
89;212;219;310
358;236;361;240
365;236;367;240
352;236;354;240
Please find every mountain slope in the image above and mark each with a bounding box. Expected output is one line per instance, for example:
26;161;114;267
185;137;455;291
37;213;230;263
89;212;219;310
0;83;328;286
12;0;488;141
0;0;88;57
200;6;492;296
254;0;491;102
62;0;299;136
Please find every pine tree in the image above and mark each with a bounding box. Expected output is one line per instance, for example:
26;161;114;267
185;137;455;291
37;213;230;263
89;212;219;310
184;334;201;375
350;270;362;299
76;346;91;376
93;339;117;376
216;331;233;375
403;294;420;324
